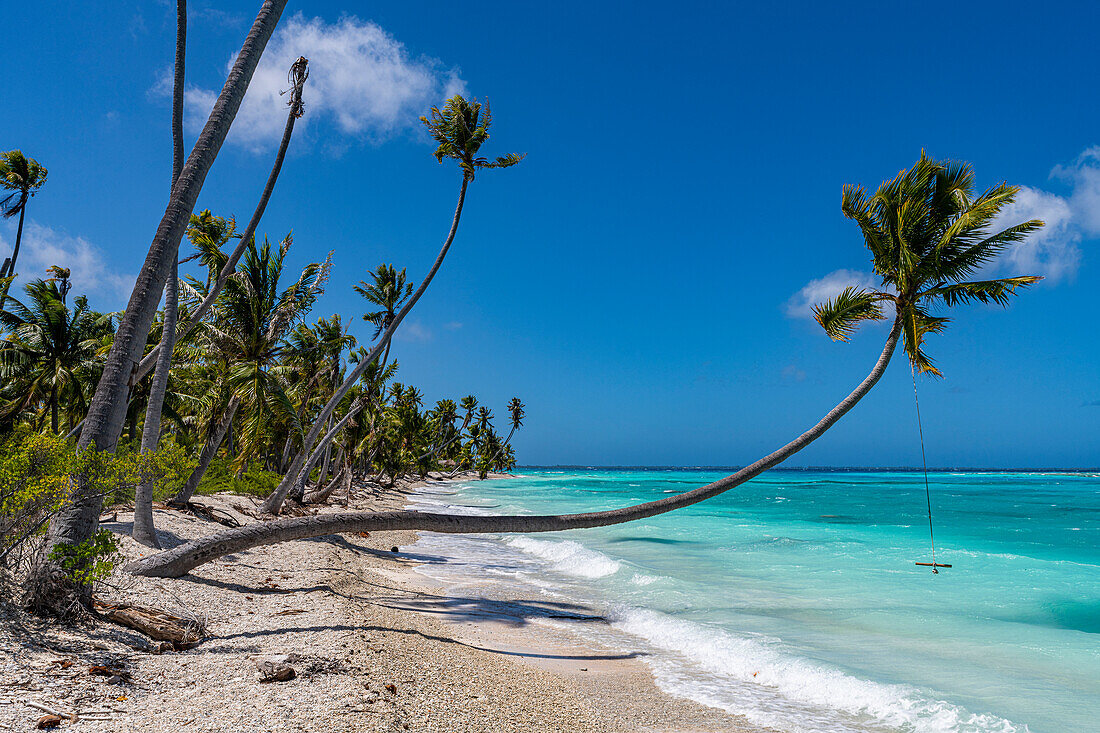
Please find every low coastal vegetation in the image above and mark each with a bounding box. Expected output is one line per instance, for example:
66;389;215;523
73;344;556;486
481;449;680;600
2;0;1042;633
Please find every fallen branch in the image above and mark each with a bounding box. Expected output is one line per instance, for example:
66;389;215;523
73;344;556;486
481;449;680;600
93;600;205;649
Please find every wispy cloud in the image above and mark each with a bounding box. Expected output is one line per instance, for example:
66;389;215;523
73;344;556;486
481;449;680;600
444;321;463;331
395;320;432;343
781;364;807;382
784;269;878;320
0;221;136;309
1083;399;1100;408
182;14;465;153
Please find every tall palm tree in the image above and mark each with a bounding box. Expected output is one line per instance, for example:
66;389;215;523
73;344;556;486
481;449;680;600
136;56;310;384
36;0;291;611
0;151;49;311
129;153;1046;579
486;397;524;472
0;281;110;434
134;0;189;548
262;95;523;514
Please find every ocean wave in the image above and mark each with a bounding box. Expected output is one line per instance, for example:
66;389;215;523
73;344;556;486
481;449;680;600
613;607;1027;733
506;536;622;579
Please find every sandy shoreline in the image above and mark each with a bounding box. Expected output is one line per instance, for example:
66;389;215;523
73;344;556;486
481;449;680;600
0;475;768;732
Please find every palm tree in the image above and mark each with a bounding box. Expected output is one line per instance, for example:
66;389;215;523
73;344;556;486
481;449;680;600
262;95;523;514
128;153;1046;579
134;0;189;548
0;281;110;434
355;265;413;341
36;0;292;611
0;151;49;311
136;56;310;385
486;397;524;472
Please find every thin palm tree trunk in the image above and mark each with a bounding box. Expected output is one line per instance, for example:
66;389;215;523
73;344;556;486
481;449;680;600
35;2;289;603
134;59;308;384
263;180;469;514
127;320;903;578
485;425;517;473
303;464;348;505
0;205;26;311
285;399;365;505
133;0;187;549
171;396;241;506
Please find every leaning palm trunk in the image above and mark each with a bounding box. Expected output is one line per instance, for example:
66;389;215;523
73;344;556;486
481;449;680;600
262;179;470;515
133;0;188;549
33;1;289;604
284;399;365;504
170;396;241;506
135;59;308;385
0;205;26;311
485;424;517;474
303;464;348;505
127;320;902;577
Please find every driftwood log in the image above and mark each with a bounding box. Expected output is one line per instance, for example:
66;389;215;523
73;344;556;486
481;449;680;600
93;600;204;649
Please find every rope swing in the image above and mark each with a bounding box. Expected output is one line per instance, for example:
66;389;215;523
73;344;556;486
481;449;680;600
911;365;951;572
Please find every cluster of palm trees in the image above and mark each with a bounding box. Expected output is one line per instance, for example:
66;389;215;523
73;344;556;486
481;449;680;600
0;206;527;527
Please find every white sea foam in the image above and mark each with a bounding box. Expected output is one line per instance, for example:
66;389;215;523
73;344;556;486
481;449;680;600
612;607;1027;733
506;536;622;579
630;573;661;586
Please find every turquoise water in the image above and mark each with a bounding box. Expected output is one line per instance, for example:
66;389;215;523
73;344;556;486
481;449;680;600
409;470;1100;733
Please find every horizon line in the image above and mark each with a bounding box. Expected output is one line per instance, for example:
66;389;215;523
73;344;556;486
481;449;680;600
515;465;1100;473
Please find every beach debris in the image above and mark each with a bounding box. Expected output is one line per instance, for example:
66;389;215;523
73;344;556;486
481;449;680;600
50;660;73;670
390;546;399;553
35;715;63;729
273;608;306;616
384;683;397;695
357;531;370;538
255;658;296;682
93;599;205;650
87;665;122;678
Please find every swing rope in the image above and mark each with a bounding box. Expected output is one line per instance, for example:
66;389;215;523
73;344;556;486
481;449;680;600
911;364;939;572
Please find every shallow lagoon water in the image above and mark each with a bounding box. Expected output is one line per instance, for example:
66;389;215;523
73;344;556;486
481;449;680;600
410;470;1100;732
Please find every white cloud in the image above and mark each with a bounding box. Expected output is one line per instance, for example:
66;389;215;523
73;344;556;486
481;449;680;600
184;14;465;153
1052;146;1100;237
0;221;135;309
395;319;432;343
784;269;878;319
988;185;1079;281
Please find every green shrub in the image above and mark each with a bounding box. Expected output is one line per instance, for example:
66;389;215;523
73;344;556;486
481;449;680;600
195;457;281;499
0;430;195;592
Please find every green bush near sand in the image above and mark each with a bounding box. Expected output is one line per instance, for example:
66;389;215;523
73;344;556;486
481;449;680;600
193;457;282;499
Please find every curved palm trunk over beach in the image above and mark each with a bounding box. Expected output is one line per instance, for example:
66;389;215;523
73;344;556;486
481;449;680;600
261;179;470;515
133;0;187;549
33;3;289;603
127;320;902;577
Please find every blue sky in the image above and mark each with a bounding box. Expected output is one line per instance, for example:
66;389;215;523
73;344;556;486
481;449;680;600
3;1;1098;467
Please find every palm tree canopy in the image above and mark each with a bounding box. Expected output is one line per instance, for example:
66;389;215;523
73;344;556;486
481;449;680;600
0;150;48;217
420;95;525;180
354;265;412;340
507;397;525;429
813;152;1043;376
0;279;111;430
